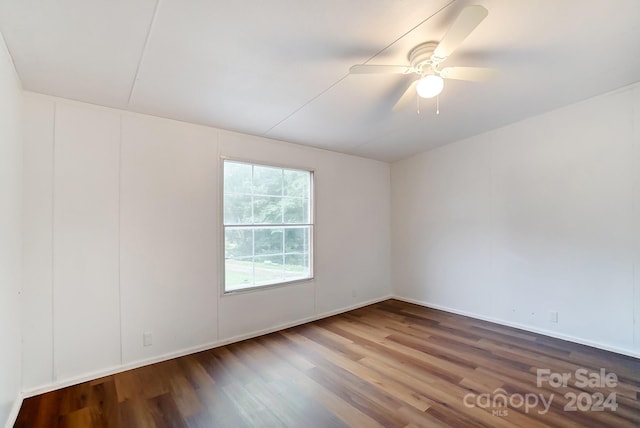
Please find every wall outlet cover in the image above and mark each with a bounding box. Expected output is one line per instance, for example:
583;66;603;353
143;332;153;347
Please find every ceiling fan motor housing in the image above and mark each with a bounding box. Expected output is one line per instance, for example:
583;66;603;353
408;41;441;75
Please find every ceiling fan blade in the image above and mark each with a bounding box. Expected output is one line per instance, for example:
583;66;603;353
392;80;419;111
350;64;414;74
440;66;498;81
433;5;488;59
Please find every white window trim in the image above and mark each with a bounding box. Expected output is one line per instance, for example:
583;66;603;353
219;156;315;295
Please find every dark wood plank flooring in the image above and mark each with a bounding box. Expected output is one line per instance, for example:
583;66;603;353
15;299;640;427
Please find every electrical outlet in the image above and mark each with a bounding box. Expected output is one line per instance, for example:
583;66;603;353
143;332;153;347
550;311;559;323
352;289;357;298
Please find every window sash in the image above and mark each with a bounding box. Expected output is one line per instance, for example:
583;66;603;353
222;159;313;293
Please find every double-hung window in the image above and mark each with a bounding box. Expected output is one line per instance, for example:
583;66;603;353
223;160;313;292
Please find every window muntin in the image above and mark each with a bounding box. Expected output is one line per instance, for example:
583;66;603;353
223;160;313;292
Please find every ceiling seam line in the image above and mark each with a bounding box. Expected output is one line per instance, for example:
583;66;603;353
126;0;162;107
262;75;350;135
355;0;457;66
262;0;457;136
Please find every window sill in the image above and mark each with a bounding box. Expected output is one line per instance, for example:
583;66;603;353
221;276;315;296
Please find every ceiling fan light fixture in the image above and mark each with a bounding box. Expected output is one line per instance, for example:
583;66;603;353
416;75;444;98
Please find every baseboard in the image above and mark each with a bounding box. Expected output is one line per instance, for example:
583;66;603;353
22;294;392;398
214;294;393;348
392;295;640;359
5;393;23;428
19;293;638;405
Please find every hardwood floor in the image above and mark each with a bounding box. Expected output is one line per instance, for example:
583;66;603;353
15;299;640;427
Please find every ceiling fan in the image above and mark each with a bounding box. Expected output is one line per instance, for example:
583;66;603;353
349;5;497;111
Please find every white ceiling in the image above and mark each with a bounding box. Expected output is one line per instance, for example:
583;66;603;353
1;0;639;162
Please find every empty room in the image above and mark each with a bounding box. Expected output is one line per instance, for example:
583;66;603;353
1;0;640;427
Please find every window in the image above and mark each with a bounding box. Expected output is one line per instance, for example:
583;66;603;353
223;160;313;292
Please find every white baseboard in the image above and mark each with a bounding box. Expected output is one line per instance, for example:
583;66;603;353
22;294;392;398
391;295;640;359
5;393;23;428
21;292;637;405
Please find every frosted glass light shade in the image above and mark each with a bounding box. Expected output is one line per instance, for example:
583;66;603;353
416;75;444;98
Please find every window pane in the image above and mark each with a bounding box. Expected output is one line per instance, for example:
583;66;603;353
224;162;252;194
224;194;252;224
284;169;309;198
283;197;309;224
254;228;283;255
253;165;282;196
225;228;253;259
285;253;309;279
253;196;282;224
225;258;253;290
285;227;309;253
254;255;284;284
223;161;312;292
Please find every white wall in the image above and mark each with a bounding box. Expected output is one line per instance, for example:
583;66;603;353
119;114;219;363
21;93;391;393
392;83;640;356
21;96;53;392
0;32;22;427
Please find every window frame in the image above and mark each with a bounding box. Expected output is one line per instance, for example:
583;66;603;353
220;156;315;295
